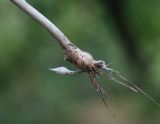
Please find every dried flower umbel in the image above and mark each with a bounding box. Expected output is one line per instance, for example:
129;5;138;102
11;0;160;117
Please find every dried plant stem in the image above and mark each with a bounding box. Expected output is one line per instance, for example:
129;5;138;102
11;0;72;50
11;0;95;71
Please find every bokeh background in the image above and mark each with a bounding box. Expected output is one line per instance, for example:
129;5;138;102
0;0;160;124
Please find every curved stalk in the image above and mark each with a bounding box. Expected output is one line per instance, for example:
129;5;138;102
11;0;72;50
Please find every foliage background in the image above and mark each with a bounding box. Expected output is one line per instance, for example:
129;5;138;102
0;0;160;124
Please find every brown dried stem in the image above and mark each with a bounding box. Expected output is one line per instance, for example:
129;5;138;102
10;0;97;71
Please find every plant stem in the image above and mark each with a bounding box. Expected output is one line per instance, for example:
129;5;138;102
11;0;72;50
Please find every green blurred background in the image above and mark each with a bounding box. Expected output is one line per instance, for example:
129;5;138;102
0;0;160;124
